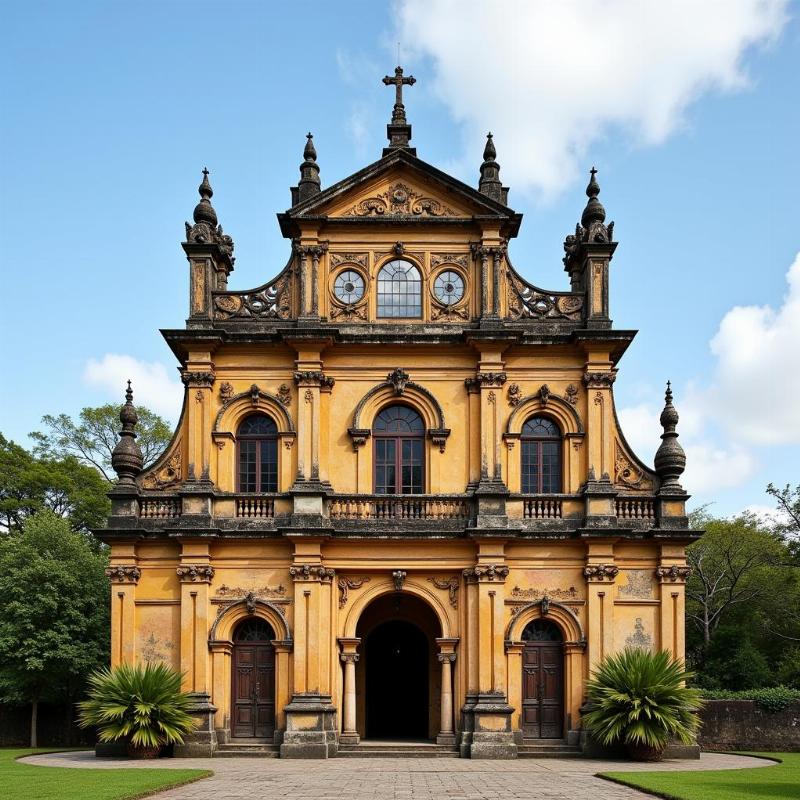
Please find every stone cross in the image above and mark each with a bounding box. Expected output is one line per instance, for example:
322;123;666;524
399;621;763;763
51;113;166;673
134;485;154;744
383;66;416;123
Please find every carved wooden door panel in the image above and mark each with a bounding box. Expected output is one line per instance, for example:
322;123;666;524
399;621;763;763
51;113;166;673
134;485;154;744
232;642;275;738
521;643;563;738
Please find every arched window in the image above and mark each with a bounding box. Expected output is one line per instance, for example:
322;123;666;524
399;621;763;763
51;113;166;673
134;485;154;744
373;405;425;494
377;259;422;318
522;618;563;642
521;416;562;494
237;414;278;492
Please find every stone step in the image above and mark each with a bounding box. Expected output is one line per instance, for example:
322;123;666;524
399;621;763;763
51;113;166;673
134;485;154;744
337;741;460;758
517;740;582;759
214;742;280;758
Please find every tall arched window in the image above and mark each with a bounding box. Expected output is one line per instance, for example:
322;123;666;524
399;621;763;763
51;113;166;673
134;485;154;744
377;259;422;318
373;405;424;494
521;416;562;494
237;414;278;492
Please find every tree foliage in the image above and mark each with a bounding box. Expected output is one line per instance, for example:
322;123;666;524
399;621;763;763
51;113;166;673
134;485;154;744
0;433;110;533
0;511;109;745
31;404;172;483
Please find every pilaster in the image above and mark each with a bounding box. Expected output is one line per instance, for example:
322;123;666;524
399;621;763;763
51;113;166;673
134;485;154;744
105;548;139;667
584;544;617;673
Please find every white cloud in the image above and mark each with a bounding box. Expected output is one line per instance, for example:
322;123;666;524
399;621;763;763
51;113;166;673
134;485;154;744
396;0;788;196
708;252;800;444
84;354;182;422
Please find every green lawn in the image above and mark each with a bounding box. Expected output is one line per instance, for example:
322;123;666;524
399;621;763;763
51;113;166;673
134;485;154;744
0;748;211;800
600;752;798;800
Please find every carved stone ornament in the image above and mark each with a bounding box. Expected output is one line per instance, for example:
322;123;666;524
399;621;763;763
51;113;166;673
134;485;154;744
176;564;215;582
277;383;292;406
431;253;468;269
347;428;371;451
431;301;469;322
105;565;141;584
507;383;522;407
213;268;292;321
463;565;509;582
141;449;182;489
293;371;335;390
583;372;616;389
583;564;619;581
614;440;654;492
429;429;449;454
181;371;215;388
506;270;584;321
289;565;335;582
330;302;368;322
346;182;457;217
337;576;371;608
429;576;459;608
564;384;579;406
511;585;580;601
249;383;260;405
330;252;368;268
219;381;234;402
392;570;407;591
387;368;410;395
215;584;286;599
537;384;551;406
465;372;507;392
655;564;693;582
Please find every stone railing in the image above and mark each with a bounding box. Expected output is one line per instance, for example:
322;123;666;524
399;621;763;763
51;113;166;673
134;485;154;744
235;494;277;519
139;496;181;519
212;263;293;321
521;495;564;519
616;496;656;522
329;494;472;521
506;262;584;322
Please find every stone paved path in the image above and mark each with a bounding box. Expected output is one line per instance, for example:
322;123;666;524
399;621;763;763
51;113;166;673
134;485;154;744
22;750;774;800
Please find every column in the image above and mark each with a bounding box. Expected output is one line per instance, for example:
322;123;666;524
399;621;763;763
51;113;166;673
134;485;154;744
180;366;215;485
338;637;361;745
436;638;458;745
584;543;617;673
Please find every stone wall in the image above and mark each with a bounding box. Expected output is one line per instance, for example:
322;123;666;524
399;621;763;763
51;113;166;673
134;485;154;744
699;700;800;752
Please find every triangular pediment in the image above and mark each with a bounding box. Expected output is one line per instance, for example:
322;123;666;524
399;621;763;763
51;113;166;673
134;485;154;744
279;149;520;235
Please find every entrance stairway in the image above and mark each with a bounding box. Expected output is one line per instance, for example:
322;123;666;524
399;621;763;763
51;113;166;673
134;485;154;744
337;740;460;758
214;739;280;758
517;739;582;758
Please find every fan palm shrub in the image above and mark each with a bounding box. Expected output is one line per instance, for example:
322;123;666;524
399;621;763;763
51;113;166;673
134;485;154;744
582;647;702;761
77;662;197;758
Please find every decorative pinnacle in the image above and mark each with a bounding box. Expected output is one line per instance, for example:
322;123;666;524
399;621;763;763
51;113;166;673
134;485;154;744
581;165;605;227
303;132;317;162
654;379;685;491
193;167;218;226
483;132;496;162
382;65;416;125
111;380;143;487
479;132;504;202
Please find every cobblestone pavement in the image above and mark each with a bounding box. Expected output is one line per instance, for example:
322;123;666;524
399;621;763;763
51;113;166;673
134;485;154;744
22;750;774;800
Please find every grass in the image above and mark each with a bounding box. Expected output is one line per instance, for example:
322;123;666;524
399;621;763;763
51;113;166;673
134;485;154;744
600;751;798;800
0;748;212;800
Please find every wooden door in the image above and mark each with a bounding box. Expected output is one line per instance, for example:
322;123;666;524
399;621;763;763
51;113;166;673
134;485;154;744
521;620;564;739
232;620;275;739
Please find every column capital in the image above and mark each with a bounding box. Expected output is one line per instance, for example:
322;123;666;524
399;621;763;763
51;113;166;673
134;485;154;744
106;564;141;584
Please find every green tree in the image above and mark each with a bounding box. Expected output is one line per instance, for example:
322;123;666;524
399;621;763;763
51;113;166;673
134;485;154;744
686;511;786;652
0;434;110;533
766;482;800;560
31;403;172;483
0;511;109;746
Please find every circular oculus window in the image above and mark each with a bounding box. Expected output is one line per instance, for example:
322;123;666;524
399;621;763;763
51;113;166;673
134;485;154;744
333;269;365;304
433;270;465;305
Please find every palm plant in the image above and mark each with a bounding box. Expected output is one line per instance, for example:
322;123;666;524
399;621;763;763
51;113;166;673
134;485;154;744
582;647;702;761
77;662;197;758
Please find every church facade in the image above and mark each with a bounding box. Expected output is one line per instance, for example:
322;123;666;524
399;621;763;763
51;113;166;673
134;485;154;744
100;69;696;759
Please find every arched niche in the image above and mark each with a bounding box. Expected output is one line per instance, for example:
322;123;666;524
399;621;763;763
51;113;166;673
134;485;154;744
210;597;292;643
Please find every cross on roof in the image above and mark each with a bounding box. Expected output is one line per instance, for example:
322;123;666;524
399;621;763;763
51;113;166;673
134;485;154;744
382;66;416;124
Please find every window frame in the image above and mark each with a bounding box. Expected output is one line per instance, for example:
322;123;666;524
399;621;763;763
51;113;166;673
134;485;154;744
520;415;563;494
236;414;279;493
372;405;426;494
376;258;423;319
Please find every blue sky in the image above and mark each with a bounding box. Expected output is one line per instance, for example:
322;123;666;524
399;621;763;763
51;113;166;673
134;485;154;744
1;1;798;517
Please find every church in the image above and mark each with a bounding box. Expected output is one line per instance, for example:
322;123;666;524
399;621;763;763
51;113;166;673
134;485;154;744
100;68;696;759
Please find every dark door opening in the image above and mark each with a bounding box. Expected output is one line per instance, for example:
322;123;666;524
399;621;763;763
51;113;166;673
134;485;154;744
365;619;428;739
231;618;275;739
521;619;564;739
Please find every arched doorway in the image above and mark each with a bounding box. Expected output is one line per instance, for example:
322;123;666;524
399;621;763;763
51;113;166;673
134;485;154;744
356;593;441;741
521;618;564;739
231;618;275;739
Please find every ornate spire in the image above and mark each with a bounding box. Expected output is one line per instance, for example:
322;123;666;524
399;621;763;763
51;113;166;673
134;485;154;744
581;166;606;228
111;381;143;487
193;167;218;227
654;381;686;491
382;66;416;155
478;132;506;203
297;132;321;203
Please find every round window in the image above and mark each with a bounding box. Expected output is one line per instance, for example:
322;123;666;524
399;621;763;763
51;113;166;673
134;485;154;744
433;270;465;305
333;269;365;304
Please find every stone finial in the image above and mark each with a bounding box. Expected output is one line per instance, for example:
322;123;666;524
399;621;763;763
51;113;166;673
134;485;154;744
297;132;321;203
111;381;143;486
654;381;686;491
581;167;605;228
193;167;218;227
382;65;416;154
478;132;505;203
